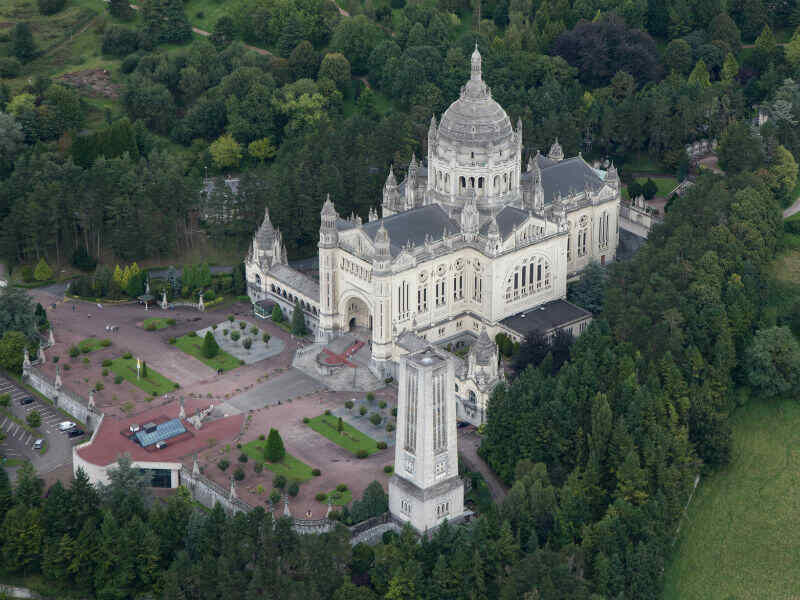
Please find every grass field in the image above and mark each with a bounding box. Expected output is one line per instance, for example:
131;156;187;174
109;356;178;396
663;398;800;600
307;414;379;455
241;440;314;482
143;317;174;330
318;487;353;506
77;337;109;352
173;334;242;372
623;176;679;200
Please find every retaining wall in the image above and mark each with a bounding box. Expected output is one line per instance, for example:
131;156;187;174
24;367;99;430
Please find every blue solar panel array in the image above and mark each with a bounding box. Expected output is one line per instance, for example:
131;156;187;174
135;418;186;447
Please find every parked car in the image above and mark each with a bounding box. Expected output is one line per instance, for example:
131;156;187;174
32;439;43;450
58;421;76;431
19;396;33;405
67;429;85;438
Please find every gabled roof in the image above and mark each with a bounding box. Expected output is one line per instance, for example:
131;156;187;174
539;157;605;205
479;205;528;239
267;263;319;300
360;204;460;257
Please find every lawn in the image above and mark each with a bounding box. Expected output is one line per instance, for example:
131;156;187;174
173;334;242;372
663;398;800;600
622;176;679;200
241;440;314;483
143;317;174;331
109;357;178;396
77;337;109;352
307;414;379;456
318;487;353;506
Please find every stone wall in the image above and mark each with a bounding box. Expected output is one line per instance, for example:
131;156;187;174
179;467;252;515
24;367;100;430
620;204;661;232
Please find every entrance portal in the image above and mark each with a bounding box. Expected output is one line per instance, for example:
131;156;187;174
345;297;371;333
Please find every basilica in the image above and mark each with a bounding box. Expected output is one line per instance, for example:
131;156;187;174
245;47;620;423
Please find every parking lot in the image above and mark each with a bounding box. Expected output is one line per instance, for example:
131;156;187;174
0;375;78;476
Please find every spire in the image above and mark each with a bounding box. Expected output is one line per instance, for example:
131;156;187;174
429;114;437;132
548;138;564;162
471;43;482;82
385;164;397;188
321;193;336;217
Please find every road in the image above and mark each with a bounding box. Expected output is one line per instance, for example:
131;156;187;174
0;375;78;477
458;428;508;502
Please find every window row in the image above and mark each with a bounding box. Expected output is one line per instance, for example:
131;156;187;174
504;257;552;302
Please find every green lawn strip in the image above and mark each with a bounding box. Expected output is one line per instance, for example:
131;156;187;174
306;414;379;455
173;334;242;371
623;176;679;200
109;357;178;396
241;440;314;483
78;337;109;352
663;398;800;599
143;317;172;330
317;488;353;506
1;458;27;467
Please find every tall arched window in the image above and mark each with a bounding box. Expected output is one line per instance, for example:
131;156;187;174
505;257;552;302
577;216;589;257
599;210;609;249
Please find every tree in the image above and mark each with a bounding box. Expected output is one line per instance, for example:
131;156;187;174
37;0;66;15
721;52;739;83
709;12;741;52
331;15;385;75
210;15;236;49
767;145;799;206
688;59;711;87
291;300;307;335
108;0;134;20
272;304;284;323
33;258;53;281
265;428;285;462
746;326;800;398
664;39;693;75
0;111;24;173
337;416;343;434
319;53;351;91
11;23;36;63
718;121;764;174
102;25;140;57
642;178;658;200
0;331;30;374
209;134;243;169
141;360;148;378
26;410;41;429
141;0;191;45
787;27;800;70
289;41;319;81
14;461;44;507
248;137;277;162
202;331;220;359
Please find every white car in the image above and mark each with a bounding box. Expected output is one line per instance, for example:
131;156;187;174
58;421;76;431
32;439;43;450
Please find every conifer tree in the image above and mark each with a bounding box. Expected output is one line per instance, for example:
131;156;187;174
33;258;53;281
202;331;219;359
291;299;307;335
265;428;285;462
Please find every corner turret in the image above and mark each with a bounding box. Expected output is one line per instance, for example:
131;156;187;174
319;194;339;248
548;138;564;162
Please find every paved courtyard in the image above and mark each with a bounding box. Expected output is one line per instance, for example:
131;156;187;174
227;369;325;411
195;321;285;364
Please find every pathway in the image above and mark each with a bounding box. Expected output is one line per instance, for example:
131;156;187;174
458;428;508;502
784;195;800;219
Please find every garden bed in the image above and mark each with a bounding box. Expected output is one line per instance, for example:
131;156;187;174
173;333;242;372
77;337;110;353
109;357;178;396
306;414;379;456
142;317;174;331
241;439;314;482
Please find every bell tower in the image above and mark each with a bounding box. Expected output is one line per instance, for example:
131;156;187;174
389;346;465;533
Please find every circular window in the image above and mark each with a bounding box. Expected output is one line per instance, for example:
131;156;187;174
436;264;447;277
455;258;464;271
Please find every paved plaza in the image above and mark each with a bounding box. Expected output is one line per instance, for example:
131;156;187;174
226;369;325;411
195;321;285;364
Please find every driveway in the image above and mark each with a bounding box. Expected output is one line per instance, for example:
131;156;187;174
0;375;76;476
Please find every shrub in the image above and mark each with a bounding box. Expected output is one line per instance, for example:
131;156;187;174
228;315;234;322
233;467;245;481
391;407;397;417
169;337;176;344
243;337;252;350
359;406;367;416
369;413;382;426
383;465;393;473
315;492;327;501
102;359;112;367
288;481;299;497
356;449;368;459
328;510;341;520
384;377;393;384
69;346;79;358
230;331;240;341
250;326;258;335
258;434;265;441
269;489;281;504
223;329;228;336
239;321;246;329
63;364;71;371
379;400;387;409
377;441;387;449
100;339;111;347
102;368;109;376
238;452;248;463
366;392;375;403
345;400;354;409
385;422;395;432
324;409;331;415
145;322;156;331
123;352;132;359
81;344;91;354
52;356;59;363
188;331;197;337
302;417;310;423
166;318;176;326
120;54;139;74
262;333;270;343
265;428;285;462
253;462;263;474
273;474;287;489
312;468;321;476
236;443;241;449
336;483;347;492
0;57;21;78
218;459;230;471
272;305;284;323
27;410;41;428
0;393;9;407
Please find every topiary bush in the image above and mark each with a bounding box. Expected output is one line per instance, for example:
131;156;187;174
359;406;367;416
356;449;368;459
102;368;109;376
102;359;112;367
336;483;347;492
253;462;263;474
315;492;327;501
250;326;258;335
231;331;240;341
262;333;270;343
377;441;387;449
238;452;248;463
114;375;123;384
345;400;354;409
123;352;132;359
369;413;382;426
312;468;321;476
366;392;375;403
273;474;287;488
218;459;230;471
233;467;245;481
379;400;387;408
288;481;299;497
239;321;246;329
391;407;397;417
169;337;177;344
383;465;393;473
228;315;234;322
302;417;310;423
243;337;252;350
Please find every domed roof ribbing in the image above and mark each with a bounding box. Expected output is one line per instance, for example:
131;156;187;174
437;46;514;148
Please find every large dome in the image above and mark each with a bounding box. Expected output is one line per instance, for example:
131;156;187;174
436;46;514;148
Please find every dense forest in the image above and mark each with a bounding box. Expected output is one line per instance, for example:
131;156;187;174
2;0;800;262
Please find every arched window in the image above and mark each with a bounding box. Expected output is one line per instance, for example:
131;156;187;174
469;177;475;189
493;175;499;191
478;177;484;191
599;210;609;249
577;216;589;257
505;256;552;302
460;176;466;192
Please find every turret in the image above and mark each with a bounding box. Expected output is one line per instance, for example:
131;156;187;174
405;154;418;210
486;211;500;255
368;206;378;222
470;43;482;82
548;138;564;162
532;160;544;211
606;161;619;191
382;165;400;215
461;189;479;241
319;194;339;248
428;115;437;152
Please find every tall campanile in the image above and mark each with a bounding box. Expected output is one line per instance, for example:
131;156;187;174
389;346;465;533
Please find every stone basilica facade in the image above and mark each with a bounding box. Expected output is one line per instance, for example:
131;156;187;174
246;47;620;423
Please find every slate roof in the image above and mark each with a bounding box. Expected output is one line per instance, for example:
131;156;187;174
203;177;239;197
267;263;320;301
396;330;428;353
522;156;606;205
361;204;460;257
479;205;529;239
501;299;591;337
